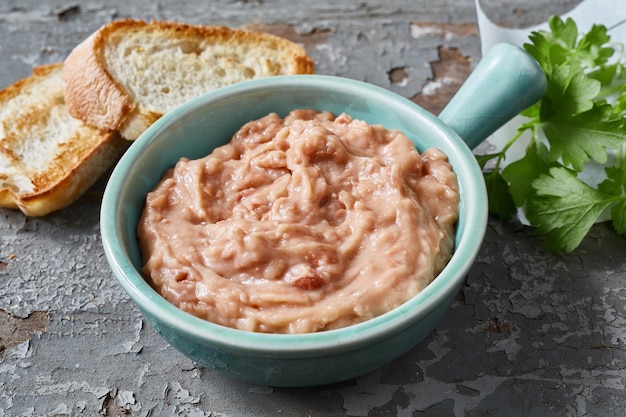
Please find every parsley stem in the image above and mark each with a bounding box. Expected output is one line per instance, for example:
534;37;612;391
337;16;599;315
493;124;531;172
608;18;626;32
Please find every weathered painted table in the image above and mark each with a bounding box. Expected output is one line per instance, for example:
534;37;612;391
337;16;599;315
2;1;624;416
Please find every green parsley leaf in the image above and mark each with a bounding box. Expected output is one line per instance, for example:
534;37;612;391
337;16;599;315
588;62;618;86
501;140;550;207
525;16;578;72
599;152;626;235
543;66;600;117
526;167;616;252
484;170;517;220
599;164;626;195
542;104;626;171
615;89;626;116
548;15;579;51
576;24;614;69
612;201;626;235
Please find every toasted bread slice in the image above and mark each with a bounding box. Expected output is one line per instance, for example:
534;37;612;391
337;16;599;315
63;19;315;140
0;64;127;216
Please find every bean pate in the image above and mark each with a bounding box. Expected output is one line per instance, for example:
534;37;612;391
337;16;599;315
138;110;459;334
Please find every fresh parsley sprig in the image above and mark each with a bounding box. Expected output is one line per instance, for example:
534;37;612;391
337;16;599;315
478;16;626;252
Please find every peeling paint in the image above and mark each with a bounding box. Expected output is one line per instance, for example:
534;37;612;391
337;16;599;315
411;46;473;115
2;0;625;416
245;22;332;49
410;21;478;40
0;310;49;358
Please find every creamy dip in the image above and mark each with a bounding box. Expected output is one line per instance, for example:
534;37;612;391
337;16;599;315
138;110;459;334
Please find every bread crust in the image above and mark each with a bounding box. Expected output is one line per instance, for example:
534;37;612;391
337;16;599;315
62;30;134;132
16;131;127;217
63;19;315;139
0;63;128;216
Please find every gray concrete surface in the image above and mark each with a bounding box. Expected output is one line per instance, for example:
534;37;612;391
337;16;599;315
2;1;625;416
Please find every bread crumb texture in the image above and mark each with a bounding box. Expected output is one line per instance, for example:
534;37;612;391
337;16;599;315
104;21;313;112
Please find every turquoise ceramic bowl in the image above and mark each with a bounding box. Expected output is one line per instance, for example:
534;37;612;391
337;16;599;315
101;43;545;387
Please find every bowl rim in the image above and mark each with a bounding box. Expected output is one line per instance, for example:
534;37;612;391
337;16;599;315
100;74;488;356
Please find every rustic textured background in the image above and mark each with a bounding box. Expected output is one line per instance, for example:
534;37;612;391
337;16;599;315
2;1;625;416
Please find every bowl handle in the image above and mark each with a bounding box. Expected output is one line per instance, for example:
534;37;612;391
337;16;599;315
438;42;546;150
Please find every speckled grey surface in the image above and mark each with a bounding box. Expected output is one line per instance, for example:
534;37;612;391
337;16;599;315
2;1;625;416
